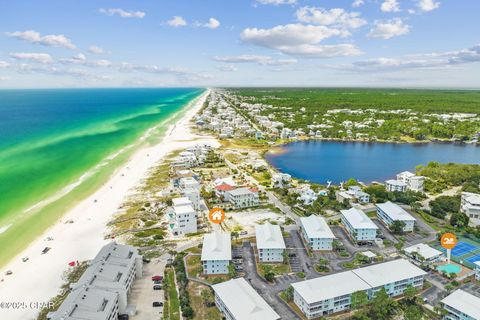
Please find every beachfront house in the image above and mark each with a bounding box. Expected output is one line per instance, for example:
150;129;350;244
48;242;142;319
178;176;200;191
171;151;197;169
225;187;259;209
441;289;480;320
396;171;425;192
461;192;480;226
298;187;318;205
201;231;232;275
376;201;416;232
271;173;291;188
404;243;443;265
341;208;378;242
168;198;197;236
385;179;407;192
337;186;370;204
292;259;426;319
255;222;286;263
299;215;335;251
212;278;280;320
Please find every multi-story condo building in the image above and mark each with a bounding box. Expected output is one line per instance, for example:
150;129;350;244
475;261;480;281
168;199;197;236
461;192;480;226
225;187;259;209
255;222;286;262
292;259;426;319
212;278;280;320
385;179;407;192
299;215;335;251
376;201;416;232
48;285;119;320
441;289;480;320
48;242;142;319
201;231;232;275
404;243;443;264
341;207;378;242
396;171;425;192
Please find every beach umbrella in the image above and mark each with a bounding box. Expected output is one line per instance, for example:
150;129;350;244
68;261;75;266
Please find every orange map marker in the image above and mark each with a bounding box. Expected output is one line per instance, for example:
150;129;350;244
209;207;225;224
441;232;457;263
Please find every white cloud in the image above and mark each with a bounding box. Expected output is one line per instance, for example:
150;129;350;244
368;18;410;39
88;45;104;54
240;23;360;58
59;53;112;67
329;44;480;72
296;7;367;29
417;0;440;12
0;76;8;81
202;18;220;29
99;8;145;19
381;0;400;12
218;65;238;72
6;30;76;49
0;61;10;68
9;53;53;64
352;0;364;8
256;0;297;5
213;54;297;65
167;16;187;27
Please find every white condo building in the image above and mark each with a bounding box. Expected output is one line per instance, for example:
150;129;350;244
201;231;232;275
168;197;197;236
475;261;480;281
48;242;142;319
292;259;426;319
441;289;480;320
385;179;407;192
461;192;480;226
341;208;378;242
300;215;335;251
255;222;286;262
376;201;416;232
404;243;443;264
396;171;425;192
212;278;280;320
225;187;259;209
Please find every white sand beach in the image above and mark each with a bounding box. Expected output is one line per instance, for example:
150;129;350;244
0;88;218;320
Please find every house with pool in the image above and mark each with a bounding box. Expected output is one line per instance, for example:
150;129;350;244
376;201;416;232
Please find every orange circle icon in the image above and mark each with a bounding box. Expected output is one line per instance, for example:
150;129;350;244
209;207;225;224
441;233;458;250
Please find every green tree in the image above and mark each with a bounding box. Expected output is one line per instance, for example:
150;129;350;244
403;285;417;303
284;285;294;302
391;220;406;234
351;290;369;309
368;289;398;319
262;265;275;282
404;304;423;320
227;263;236;278
450;212;469;227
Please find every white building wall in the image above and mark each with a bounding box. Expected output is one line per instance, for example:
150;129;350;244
203;260;230;275
258;248;284;262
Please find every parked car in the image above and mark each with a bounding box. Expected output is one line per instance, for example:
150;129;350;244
153;285;162;290
152;301;163;307
5;270;12;275
288;253;296;257
41;247;51;254
151;275;163;281
22;257;29;262
118;314;129;320
239;231;248;235
153;280;162;285
143;258;151;263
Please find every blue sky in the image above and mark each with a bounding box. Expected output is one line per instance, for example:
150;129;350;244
0;0;479;88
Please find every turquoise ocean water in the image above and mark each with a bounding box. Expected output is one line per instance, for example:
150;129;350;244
0;88;203;264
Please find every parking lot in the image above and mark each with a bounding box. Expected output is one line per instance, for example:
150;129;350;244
129;256;169;320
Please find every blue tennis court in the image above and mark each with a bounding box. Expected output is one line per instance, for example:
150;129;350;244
466;254;480;264
451;242;477;257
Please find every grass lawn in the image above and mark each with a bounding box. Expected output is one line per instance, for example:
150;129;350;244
186;255;203;278
258;262;291;277
165;268;180;320
188;281;222;320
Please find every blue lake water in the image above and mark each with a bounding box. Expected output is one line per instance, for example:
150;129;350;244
265;141;480;184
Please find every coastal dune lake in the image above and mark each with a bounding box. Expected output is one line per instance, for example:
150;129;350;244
265;141;480;184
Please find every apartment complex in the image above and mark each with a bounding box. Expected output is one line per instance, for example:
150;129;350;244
441;289;480;320
299;215;335;251
292;259;426;319
48;242;142;319
376;201;416;232
404;243;443;264
212;278;280;320
461;192;480;226
255;222;286;262
341;207;378;242
225;187;259;209
201;231;232;275
167;197;197;236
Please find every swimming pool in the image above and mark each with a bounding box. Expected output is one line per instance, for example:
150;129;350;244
437;264;462;274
